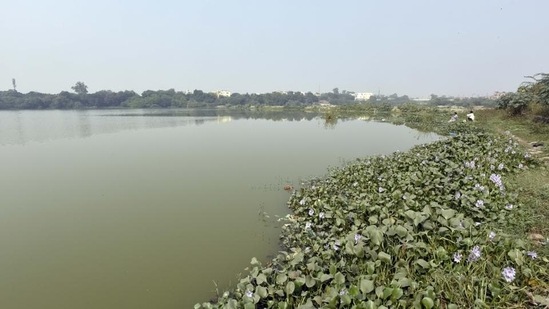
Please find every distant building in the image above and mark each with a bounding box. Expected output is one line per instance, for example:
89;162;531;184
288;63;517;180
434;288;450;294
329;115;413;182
354;92;374;101
215;90;232;98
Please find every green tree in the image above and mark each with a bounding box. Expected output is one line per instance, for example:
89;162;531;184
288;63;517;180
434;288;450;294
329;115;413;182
71;81;88;95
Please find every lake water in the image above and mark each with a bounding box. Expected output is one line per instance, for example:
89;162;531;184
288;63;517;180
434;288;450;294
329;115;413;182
0;109;439;308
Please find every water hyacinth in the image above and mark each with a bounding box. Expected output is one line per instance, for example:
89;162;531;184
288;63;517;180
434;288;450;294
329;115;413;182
465;160;476;169
378;187;385;193
354;233;362;244
490;173;503;188
333;241;340;251
527;251;538;259
299;198;306;206
498;163;505;170
308;209;314;216
475;200;484;208
505;204;514;210
501;267;516;283
305;222;312;229
453;252;462;263
319;212;325;219
455;191;461;200
488;231;496;240
467;246;481;263
339;288;347;296
518;163;524;169
245;290;253;298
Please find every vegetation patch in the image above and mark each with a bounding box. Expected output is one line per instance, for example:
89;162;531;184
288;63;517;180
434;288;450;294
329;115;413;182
196;121;549;308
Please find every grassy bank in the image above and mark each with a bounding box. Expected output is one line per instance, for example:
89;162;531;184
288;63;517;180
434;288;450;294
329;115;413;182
196;107;549;308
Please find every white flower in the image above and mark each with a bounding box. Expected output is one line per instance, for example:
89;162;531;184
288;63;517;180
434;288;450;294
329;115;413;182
305;222;312;229
378;187;385;193
339;288;347;295
319;212;325;219
467;246;481;263
518;163;524;169
489;231;496;240
498;163;504;170
354;234;362;244
245;290;253;298
527;251;538;259
309;209;314;216
475;200;484;208
453;252;462;263
501;267;516;283
353;182;358;187
505;204;514;210
455;191;461;200
299;199;306;206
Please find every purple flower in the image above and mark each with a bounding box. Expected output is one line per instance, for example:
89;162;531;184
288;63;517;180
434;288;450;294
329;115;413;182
527;251;538;259
245;290;253;298
467;246;481;263
319;212;325;219
518;163;524;169
490;173;503;188
354;234;362;244
501;267;516;283
475;200;484;208
455;191;461;200
498;163;505;170
488;231;496;240
305;222;312;229
505;204;514;210
339;288;347;295
299;198;306;206
309;209;314;216
453;252;462;263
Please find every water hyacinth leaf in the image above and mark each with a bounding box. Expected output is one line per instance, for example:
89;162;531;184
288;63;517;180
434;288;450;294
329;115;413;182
421;297;434;309
277;301;288;309
296;299;315;309
392;287;404;300
360;279;375;294
533;295;549;306
244;303;255;309
368;227;384;246
305;275;316;288
341;294;352;305
416;259;430;269
378;251;392;263
447;305;458;309
382;287;393;299
250;257;260;266
320;273;333;282
256;286;268;298
334;272;346;285
507;249;524;266
364;300;376;309
276;274;287;285
226;299;238;309
285;281;295;295
291;252;304;266
395;225;408;238
349;285;360;297
256;273;267;285
440;209;456;220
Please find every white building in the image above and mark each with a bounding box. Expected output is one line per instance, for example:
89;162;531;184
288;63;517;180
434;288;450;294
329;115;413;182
354;92;374;101
215;90;232;98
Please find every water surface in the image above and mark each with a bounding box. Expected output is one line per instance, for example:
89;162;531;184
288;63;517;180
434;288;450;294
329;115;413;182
0;109;439;308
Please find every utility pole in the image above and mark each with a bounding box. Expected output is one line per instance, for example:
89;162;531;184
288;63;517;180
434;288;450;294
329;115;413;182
12;78;17;92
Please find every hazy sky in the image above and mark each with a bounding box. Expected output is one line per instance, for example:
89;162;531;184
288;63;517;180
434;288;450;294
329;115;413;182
1;0;548;97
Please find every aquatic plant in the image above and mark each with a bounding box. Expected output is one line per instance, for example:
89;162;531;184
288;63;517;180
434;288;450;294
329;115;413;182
196;127;548;308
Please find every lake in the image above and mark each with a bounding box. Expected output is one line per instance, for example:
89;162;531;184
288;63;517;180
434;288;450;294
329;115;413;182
0;109;439;308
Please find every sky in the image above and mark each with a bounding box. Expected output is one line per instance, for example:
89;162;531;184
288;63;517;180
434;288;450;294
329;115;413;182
1;0;548;98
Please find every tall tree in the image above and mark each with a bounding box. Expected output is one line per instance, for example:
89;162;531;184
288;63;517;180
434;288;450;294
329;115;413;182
71;81;88;95
12;78;16;92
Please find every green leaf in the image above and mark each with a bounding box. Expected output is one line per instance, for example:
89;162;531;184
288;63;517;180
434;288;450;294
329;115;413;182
416;259;430;269
285;281;295;295
360;279;375;294
320;273;333;282
365;300;376;309
276;274;287;285
334;272;346;285
441;209;456;220
421;297;434;309
378;251;391;263
256;273;267;285
256;286;268;298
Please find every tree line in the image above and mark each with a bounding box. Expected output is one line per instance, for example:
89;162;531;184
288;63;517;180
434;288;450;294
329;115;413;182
0;81;497;110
